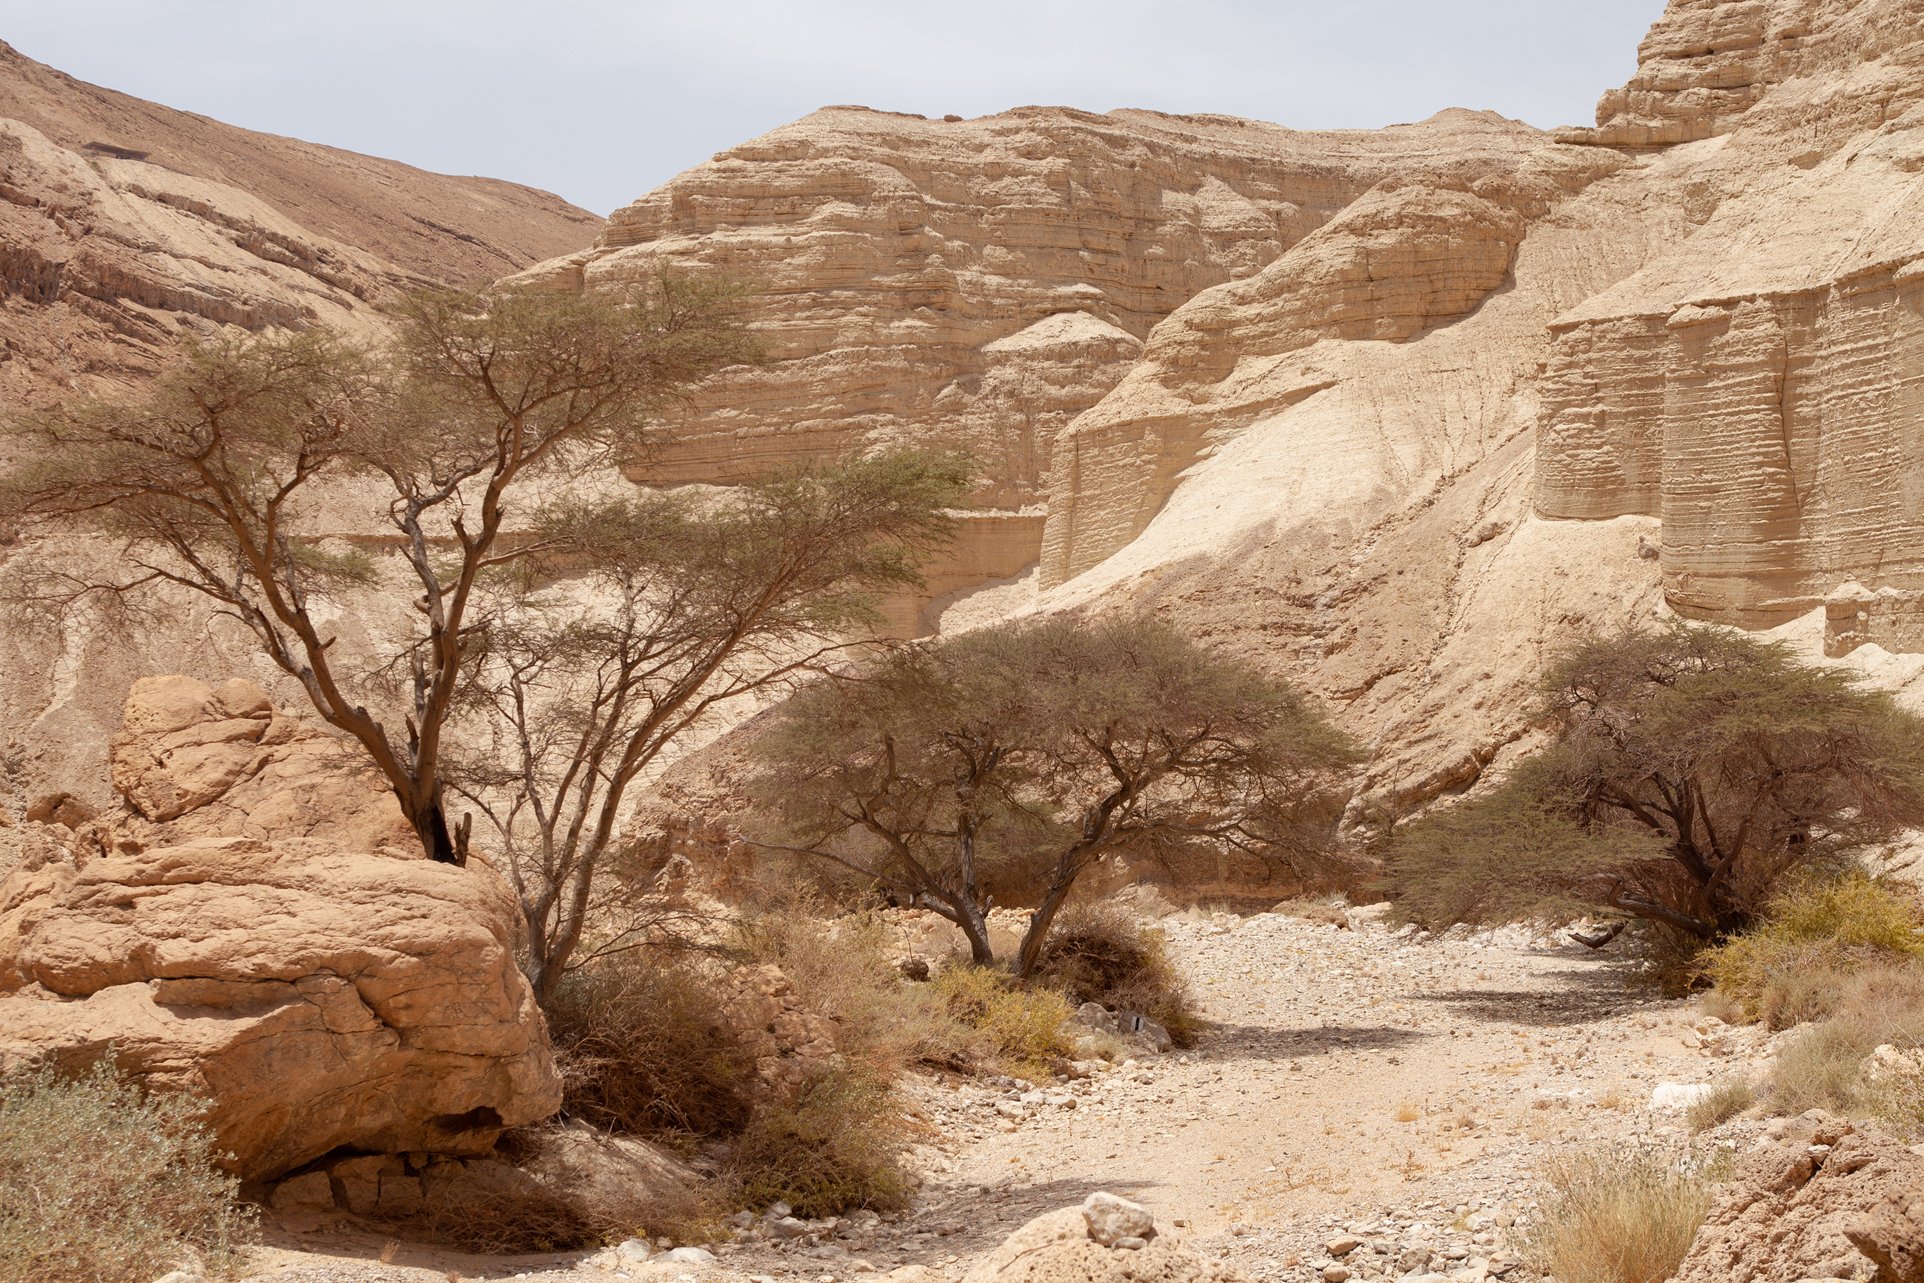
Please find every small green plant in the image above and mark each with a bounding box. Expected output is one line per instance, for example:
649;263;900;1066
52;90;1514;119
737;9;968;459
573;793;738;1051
932;965;1076;1080
0;1058;257;1283
1699;872;1924;1026
1521;1143;1713;1283
1686;1079;1756;1133
1029;902;1201;1047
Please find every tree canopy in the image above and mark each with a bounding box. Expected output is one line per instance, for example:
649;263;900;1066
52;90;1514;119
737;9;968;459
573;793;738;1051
750;615;1358;974
1385;622;1924;940
448;450;967;1000
3;281;756;865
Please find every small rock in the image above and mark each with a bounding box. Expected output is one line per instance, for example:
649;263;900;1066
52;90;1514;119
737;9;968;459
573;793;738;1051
616;1238;654;1263
1326;1235;1363;1257
1081;1191;1156;1247
665;1247;717;1265
1322;1267;1352;1283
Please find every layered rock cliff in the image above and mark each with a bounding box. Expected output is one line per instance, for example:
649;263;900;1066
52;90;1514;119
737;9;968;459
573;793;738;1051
521;0;1924;810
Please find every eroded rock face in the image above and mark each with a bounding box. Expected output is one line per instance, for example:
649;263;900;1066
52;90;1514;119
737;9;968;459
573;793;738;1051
1673;1113;1924;1283
1535;0;1924;632
0;38;599;404
0;676;561;1181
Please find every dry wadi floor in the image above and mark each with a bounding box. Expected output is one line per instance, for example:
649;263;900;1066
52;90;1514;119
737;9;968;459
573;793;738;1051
243;908;1748;1283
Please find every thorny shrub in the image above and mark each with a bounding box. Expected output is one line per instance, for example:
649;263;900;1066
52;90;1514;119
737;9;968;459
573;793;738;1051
0;1058;257;1283
1030;901;1201;1047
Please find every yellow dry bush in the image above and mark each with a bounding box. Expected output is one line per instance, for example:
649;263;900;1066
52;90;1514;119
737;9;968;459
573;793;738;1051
1699;872;1924;1027
931;965;1076;1081
1522;1144;1712;1283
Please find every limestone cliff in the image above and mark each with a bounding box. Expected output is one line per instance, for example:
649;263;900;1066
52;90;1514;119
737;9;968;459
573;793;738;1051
522;0;1924;812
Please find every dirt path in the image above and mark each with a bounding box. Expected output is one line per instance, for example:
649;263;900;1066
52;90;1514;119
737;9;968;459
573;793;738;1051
244;907;1760;1283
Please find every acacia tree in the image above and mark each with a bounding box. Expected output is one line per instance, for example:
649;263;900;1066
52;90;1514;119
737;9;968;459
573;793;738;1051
446;452;966;1002
750;616;1358;976
2;282;753;864
1386;622;1924;940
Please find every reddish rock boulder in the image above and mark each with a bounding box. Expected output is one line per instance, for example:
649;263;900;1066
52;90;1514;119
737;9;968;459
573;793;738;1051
0;676;561;1180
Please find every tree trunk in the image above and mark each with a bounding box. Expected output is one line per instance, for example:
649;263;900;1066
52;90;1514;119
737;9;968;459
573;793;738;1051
957;902;995;966
1014;878;1077;979
405;786;465;865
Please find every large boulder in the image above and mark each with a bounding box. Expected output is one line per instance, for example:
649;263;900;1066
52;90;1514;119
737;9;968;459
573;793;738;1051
0;676;561;1180
963;1193;1250;1283
1674;1112;1924;1283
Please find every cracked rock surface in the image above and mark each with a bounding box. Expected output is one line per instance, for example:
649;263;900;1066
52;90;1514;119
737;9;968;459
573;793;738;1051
0;675;561;1179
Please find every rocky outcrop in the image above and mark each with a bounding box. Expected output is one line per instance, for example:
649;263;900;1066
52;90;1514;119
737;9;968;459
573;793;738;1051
963;1193;1248;1283
1674;1113;1924;1283
0;676;561;1181
0;39;599;403
1534;0;1924;632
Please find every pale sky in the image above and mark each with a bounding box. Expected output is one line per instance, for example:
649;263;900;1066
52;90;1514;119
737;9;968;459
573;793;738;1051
1;1;1667;216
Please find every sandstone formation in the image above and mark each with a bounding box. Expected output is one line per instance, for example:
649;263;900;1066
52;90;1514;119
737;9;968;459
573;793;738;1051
0;39;599;403
1673;1113;1924;1283
512;0;1924;815
1535;0;1924;635
0;676;561;1181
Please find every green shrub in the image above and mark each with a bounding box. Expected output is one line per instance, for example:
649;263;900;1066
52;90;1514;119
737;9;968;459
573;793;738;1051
0;1059;256;1283
932;965;1076;1080
1030;902;1201;1047
1521;1143;1713;1283
1699;872;1924;1026
729;1067;916;1218
545;951;755;1144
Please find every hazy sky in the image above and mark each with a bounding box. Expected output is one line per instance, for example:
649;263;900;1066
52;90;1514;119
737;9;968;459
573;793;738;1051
2;2;1667;216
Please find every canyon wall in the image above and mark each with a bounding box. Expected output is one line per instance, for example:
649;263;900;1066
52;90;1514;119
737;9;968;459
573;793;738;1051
540;0;1924;812
10;0;1924;826
1535;0;1924;643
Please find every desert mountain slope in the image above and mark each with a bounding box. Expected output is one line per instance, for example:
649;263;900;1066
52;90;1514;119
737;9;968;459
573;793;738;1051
0;39;600;399
522;0;1924;819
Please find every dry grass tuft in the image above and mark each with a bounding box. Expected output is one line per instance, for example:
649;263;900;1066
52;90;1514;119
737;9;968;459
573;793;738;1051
729;1066;917;1218
1521;1144;1712;1283
1698;872;1924;1027
1764;961;1924;1131
545;951;755;1146
1686;1078;1756;1133
931;965;1076;1080
0;1058;257;1283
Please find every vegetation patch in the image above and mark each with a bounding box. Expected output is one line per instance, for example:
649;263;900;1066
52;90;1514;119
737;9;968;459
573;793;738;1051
0;1059;256;1283
1030;901;1201;1047
1696;872;1924;1026
1521;1143;1713;1283
931;965;1078;1081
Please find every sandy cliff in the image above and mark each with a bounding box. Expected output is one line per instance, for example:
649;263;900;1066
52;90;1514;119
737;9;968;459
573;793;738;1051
10;0;1924;831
